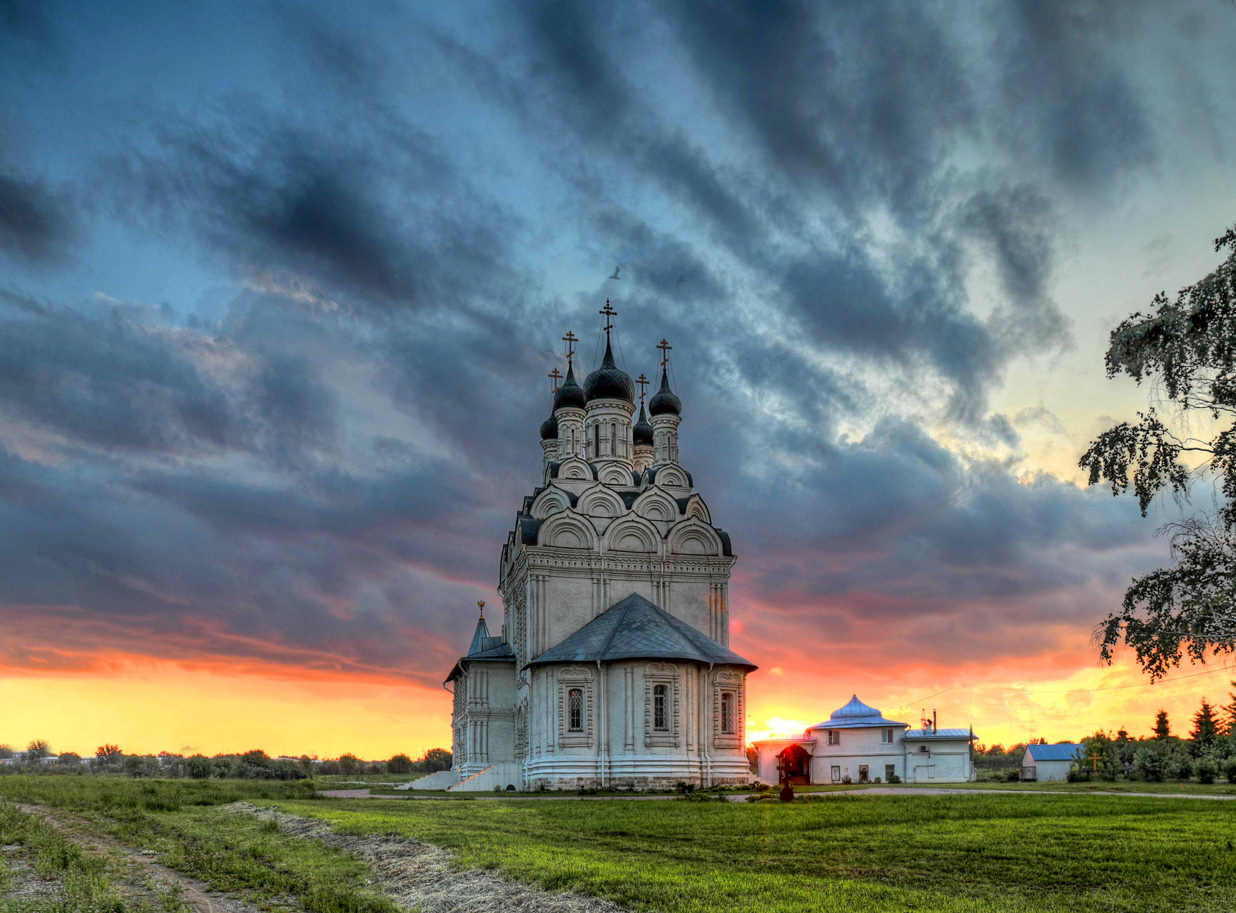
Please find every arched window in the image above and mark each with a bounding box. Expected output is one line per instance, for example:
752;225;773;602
720;692;735;735
610;423;617;457
568;688;583;732
653;684;668;731
593;424;600;458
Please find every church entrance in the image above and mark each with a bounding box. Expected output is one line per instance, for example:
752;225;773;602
777;744;811;785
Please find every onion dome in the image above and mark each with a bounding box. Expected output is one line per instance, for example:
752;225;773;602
648;367;681;416
539;411;558;441
553;363;587;411
584;338;635;403
632;403;653;446
580;338;632;402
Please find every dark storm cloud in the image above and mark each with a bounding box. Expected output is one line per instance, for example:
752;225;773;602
0;173;77;265
0;0;55;46
1;0;1229;684
0;294;341;462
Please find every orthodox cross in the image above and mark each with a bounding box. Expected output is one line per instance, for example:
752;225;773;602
477;600;486;621
657;338;672;368
548;367;562;393
562;330;578;366
636;373;648;404
599;300;617;339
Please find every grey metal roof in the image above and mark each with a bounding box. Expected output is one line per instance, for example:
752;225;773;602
903;728;976;740
1026;743;1083;761
527;592;756;670
807;695;908;730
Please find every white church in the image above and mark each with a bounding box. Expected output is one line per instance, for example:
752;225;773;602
417;305;758;791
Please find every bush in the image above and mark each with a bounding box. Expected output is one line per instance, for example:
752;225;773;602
1196;757;1219;784
186;756;212;779
841;775;852;784
1134;745;1168;782
1005;768;1021;782
1174;756;1194;781
387;754;414;775
887;772;901;784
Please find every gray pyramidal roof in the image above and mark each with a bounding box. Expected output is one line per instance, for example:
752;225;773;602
528;592;756;670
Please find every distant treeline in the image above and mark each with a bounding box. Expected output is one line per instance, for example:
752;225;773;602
973;695;1236;783
0;743;452;780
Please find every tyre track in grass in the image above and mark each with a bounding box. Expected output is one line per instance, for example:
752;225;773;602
16;802;271;913
229;801;639;913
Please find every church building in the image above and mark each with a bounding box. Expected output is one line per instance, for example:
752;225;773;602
418;304;757;791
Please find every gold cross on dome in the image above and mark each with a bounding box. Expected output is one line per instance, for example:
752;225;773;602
657;338;672;368
599;299;617;335
477;600;486;620
636;373;648;403
561;330;578;365
549;367;562;392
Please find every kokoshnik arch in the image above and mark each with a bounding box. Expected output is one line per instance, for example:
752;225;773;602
423;303;758;791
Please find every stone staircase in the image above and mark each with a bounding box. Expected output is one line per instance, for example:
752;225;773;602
447;762;524;792
407;769;463;790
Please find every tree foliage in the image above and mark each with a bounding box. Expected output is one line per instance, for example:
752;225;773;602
1081;223;1236;678
1153;710;1171;740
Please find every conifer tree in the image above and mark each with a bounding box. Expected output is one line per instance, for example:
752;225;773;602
1190;699;1219;753
1221;682;1236;737
1153;709;1171;739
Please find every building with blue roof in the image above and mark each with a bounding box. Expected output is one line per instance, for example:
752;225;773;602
752;696;978;785
1020;743;1083;782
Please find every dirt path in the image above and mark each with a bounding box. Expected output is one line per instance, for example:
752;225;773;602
16;803;269;913
229;801;637;913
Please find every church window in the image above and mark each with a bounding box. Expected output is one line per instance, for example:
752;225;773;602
720;692;735;735
568;688;583;732
827;730;840;746
831;765;841;783
882;728;894;744
885;764;896;781
653;684;668;731
593;424;600;457
858;765;869;783
610;423;617;456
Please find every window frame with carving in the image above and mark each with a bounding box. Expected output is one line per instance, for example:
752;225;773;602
557;667;594;747
712;670;745;749
644;663;679;748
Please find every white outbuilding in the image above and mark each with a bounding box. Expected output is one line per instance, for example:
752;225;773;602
1020;743;1082;782
752;696;978;785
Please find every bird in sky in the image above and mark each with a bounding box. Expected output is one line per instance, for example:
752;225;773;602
675;275;686;287
609;266;621;280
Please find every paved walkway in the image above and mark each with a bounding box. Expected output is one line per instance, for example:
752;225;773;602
318;786;1236;802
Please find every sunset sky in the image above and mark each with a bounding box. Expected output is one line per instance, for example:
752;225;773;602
3;1;1236;760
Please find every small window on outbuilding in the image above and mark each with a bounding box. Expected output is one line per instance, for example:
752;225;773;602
827;730;840;746
885;764;896;781
882;728;894;744
568;688;583;732
831;765;841;783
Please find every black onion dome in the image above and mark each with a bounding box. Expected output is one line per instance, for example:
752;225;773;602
632;403;653;446
553;363;587;411
584;338;635;403
648;367;681;416
539;411;559;440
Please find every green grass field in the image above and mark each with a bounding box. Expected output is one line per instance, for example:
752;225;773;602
1;776;1234;913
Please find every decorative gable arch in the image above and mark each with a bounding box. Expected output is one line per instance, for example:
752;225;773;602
557;456;594;481
577;484;626;519
602;514;661;554
597;463;634;487
530;485;572;519
655;464;690;489
682;493;711;523
631;486;679;523
537;510;599;550
666;517;723;556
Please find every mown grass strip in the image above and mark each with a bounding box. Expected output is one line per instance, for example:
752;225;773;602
276;793;1236;913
